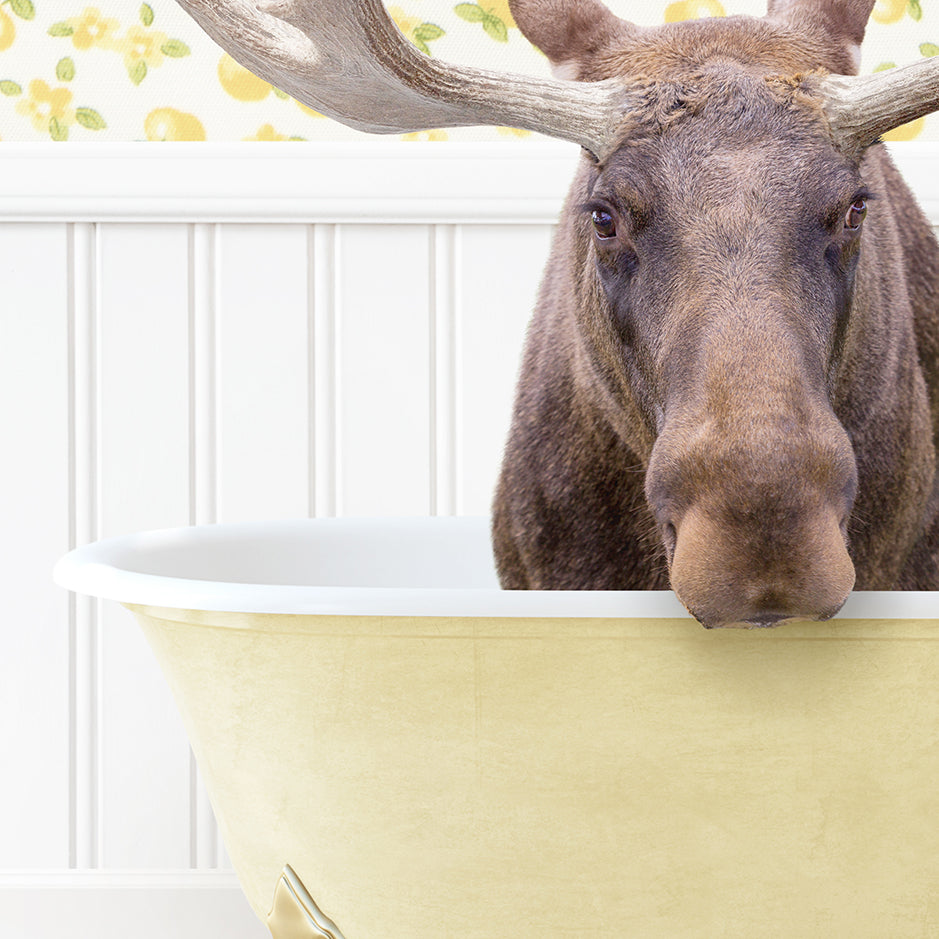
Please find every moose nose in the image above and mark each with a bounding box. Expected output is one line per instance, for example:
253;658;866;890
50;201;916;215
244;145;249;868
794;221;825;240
668;501;855;629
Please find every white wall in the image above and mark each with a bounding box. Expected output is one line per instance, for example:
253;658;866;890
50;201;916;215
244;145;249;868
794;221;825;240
0;142;936;937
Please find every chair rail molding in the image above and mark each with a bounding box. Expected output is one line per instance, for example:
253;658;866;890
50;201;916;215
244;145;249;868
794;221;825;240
0;141;936;224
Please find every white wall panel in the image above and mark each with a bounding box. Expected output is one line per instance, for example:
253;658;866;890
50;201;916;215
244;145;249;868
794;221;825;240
215;224;312;522
0;224;70;867
456;224;554;514
336;225;433;516
311;225;339;517
97;224;192;539
431;225;459;515
96;225;192;869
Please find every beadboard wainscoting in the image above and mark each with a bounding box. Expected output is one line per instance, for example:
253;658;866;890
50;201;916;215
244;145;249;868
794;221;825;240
1;141;937;938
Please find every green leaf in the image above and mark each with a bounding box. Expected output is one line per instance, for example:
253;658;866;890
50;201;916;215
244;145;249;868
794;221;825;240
873;61;896;72
56;58;76;82
908;0;923;20
49;117;69;142
455;3;486;22
414;23;445;42
9;0;35;21
128;60;147;85
482;14;508;42
48;22;75;37
0;80;22;96
140;3;155;27
76;107;107;131
921;42;939;57
414;37;431;55
273;87;289;99
161;39;190;58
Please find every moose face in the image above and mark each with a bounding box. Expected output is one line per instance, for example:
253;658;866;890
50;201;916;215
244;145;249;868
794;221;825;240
579;73;861;626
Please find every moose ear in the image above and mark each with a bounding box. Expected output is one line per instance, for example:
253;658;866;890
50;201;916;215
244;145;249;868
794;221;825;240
508;0;634;79
765;0;877;72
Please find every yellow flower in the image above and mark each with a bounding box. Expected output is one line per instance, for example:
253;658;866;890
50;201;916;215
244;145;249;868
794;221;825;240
116;25;168;71
389;6;420;35
482;0;516;29
0;8;15;53
664;0;725;22
871;0;906;23
401;129;449;141
16;80;75;135
498;126;532;138
69;7;120;51
144;108;206;141
245;123;287;141
218;54;272;101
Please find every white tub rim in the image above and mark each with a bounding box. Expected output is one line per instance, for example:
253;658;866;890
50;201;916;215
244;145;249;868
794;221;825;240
53;515;939;620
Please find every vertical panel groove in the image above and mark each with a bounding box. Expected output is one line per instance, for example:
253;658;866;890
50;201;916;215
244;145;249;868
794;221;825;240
188;223;219;869
333;226;343;516
190;223;218;527
312;224;338;517
307;225;316;518
67;223;77;870
431;225;459;516
429;229;438;516
452;225;465;514
69;221;99;869
93;226;106;867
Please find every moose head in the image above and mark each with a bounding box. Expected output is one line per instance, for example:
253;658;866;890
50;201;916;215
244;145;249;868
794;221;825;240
172;0;939;627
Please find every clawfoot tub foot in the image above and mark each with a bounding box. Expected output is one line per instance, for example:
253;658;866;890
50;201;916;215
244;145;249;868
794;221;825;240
267;865;347;939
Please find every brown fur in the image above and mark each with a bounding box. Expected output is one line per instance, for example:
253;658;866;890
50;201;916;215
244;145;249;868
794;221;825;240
493;0;939;625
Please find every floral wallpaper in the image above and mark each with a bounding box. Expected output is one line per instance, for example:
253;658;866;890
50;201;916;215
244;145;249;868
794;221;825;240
0;0;935;142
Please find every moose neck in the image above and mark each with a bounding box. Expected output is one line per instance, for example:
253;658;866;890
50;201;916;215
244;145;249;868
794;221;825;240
826;149;939;586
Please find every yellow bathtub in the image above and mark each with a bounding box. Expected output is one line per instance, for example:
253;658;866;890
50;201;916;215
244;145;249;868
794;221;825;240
54;517;939;938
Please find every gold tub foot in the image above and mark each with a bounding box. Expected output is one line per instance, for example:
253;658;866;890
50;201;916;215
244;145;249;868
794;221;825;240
267;865;346;939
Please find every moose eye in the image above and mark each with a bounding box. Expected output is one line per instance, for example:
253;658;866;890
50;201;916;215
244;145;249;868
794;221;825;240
844;198;867;232
591;209;617;239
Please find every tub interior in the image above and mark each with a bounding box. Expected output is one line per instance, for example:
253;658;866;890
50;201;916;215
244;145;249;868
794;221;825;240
87;517;500;588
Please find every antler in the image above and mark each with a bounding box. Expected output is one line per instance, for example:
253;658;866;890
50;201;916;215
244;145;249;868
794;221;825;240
820;56;939;152
172;0;641;160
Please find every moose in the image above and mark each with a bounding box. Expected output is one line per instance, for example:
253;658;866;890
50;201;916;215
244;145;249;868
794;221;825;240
174;0;939;627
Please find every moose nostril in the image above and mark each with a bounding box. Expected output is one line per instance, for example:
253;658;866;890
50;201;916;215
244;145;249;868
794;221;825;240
747;613;786;628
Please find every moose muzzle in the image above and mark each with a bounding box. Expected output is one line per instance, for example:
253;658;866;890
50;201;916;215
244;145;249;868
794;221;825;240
647;417;858;629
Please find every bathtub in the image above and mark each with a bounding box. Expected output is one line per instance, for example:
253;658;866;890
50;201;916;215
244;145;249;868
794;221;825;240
54;516;939;938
